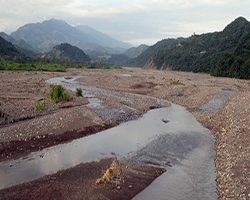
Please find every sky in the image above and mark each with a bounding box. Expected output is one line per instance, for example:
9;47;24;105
0;0;249;46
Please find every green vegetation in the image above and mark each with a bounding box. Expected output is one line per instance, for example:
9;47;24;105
0;59;66;72
0;58;115;72
63;62;114;69
210;33;250;79
33;102;46;112
76;88;83;97
49;85;70;103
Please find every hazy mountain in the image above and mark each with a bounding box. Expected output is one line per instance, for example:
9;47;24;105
11;19;131;54
102;54;130;66
125;44;149;58
0;36;22;57
40;43;90;63
76;25;131;52
98;44;149;66
0;32;36;56
129;17;250;79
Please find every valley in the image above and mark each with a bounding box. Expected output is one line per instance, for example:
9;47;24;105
0;10;250;200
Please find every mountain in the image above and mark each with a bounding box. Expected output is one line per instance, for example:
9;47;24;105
40;43;91;63
102;54;130;66
86;44;149;65
129;38;186;67
130;17;250;79
76;25;131;52
0;32;36;56
0;36;23;57
11;19;131;54
125;44;149;58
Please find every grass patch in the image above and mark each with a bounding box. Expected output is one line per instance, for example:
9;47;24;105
0;60;66;72
49;85;70;103
0;59;119;72
76;88;83;97
60;62;121;70
33;102;46;112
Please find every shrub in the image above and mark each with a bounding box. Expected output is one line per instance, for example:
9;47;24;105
49;85;70;103
76;88;83;97
33;102;46;112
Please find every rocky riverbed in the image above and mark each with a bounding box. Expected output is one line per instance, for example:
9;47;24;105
0;68;249;199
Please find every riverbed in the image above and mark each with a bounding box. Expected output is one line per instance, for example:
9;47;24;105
0;76;218;199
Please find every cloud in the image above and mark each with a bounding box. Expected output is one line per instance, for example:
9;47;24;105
0;0;249;45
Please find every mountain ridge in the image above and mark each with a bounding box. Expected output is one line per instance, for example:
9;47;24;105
10;19;132;54
125;44;149;58
0;36;23;58
0;32;36;56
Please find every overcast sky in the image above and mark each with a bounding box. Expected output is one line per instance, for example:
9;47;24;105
0;0;249;46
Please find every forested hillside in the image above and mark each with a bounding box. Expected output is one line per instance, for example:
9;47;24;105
131;17;250;79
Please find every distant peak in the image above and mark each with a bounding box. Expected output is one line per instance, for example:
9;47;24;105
229;16;249;25
138;44;149;48
223;16;250;32
43;18;67;24
0;32;8;36
234;16;248;22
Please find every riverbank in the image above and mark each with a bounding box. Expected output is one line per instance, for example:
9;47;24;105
0;68;249;199
194;91;250;199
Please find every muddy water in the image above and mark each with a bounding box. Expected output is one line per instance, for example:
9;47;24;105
0;77;217;199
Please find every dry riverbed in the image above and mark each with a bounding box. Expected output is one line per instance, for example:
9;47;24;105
0;68;249;199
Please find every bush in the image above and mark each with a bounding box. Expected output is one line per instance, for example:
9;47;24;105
76;88;83;97
49;85;70;103
33;102;46;112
